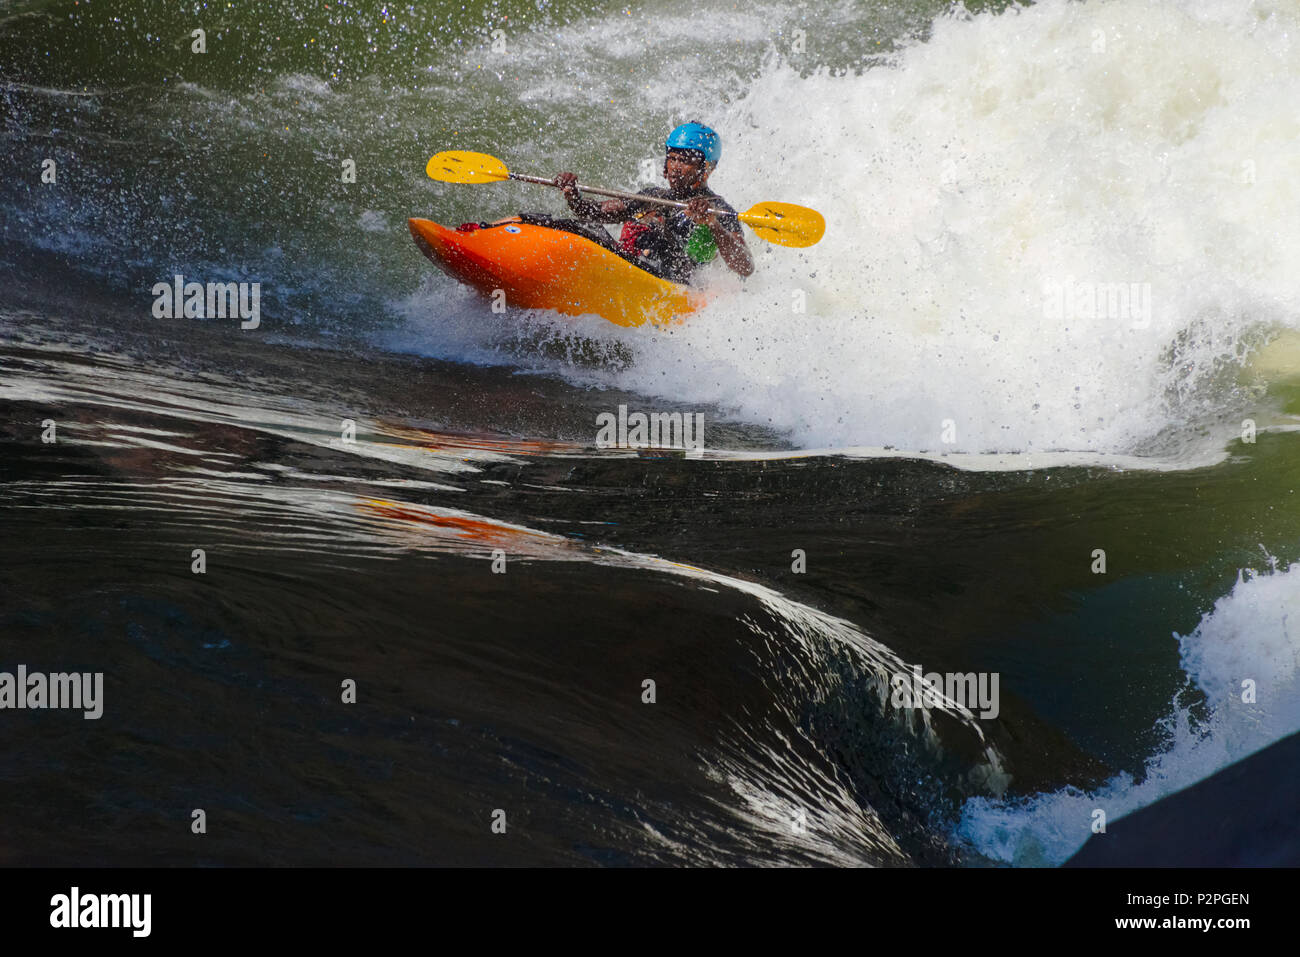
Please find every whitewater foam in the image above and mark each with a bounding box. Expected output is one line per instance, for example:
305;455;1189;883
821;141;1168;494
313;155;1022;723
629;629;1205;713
956;559;1300;866
396;0;1300;458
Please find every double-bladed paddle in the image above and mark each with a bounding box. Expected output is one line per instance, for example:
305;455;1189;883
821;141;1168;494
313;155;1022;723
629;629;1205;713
425;150;825;248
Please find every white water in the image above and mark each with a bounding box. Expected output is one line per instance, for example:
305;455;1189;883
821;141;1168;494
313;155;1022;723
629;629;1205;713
956;559;1300;866
395;0;1300;456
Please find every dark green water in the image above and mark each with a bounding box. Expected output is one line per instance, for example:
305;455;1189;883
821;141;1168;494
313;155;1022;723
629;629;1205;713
3;0;1300;866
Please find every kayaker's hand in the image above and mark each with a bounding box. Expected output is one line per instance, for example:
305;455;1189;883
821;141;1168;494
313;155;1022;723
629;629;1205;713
554;172;579;198
684;196;716;226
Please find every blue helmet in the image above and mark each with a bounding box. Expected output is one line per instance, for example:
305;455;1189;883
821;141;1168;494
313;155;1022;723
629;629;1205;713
665;122;721;165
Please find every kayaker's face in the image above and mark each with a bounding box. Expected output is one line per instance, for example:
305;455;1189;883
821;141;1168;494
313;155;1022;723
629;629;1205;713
664;150;709;192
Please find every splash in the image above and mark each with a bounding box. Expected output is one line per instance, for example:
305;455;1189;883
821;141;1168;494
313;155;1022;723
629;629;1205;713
955;559;1300;866
399;0;1300;456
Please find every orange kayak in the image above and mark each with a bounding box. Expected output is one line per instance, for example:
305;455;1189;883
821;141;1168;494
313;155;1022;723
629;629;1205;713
408;218;704;327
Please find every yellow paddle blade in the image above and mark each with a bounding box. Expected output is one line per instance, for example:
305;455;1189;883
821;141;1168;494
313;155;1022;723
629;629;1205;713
425;150;511;184
738;202;825;248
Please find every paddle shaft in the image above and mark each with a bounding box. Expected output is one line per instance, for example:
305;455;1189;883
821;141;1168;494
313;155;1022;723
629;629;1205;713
508;172;738;220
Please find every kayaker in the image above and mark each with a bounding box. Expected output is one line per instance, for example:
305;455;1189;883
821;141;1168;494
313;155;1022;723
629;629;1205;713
551;122;754;282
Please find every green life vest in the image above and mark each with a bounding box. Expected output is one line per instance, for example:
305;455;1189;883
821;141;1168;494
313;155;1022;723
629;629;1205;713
686;224;718;263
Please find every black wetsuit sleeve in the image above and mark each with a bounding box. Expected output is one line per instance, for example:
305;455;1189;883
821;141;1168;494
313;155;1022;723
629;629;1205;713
616;189;663;220
707;197;744;235
566;193;633;223
718;213;744;235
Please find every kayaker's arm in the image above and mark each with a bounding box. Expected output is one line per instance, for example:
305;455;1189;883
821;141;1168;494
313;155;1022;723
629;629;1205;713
685;196;754;278
712;219;754;277
554;172;630;223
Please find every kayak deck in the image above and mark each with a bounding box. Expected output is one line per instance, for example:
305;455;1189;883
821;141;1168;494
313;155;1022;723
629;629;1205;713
408;218;703;327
